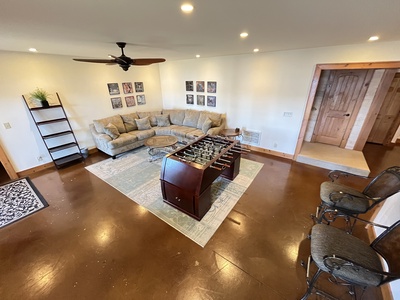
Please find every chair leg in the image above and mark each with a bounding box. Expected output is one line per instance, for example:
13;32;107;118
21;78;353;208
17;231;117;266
301;267;323;300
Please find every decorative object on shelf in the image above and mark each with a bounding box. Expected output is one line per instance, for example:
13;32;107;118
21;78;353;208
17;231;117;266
125;96;136;107
185;81;193;91
196;81;205;92
21;92;84;169
207;96;216;107
186;94;194;104
122;82;133;94
137;94;146;105
111;97;123;109
207;81;217;93
197;95;205;106
107;83;120;95
134;82;144;93
30;88;50;107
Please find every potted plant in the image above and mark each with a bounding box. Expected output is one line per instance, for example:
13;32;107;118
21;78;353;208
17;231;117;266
30;88;50;107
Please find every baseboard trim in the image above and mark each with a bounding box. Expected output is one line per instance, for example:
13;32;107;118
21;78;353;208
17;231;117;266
17;162;55;177
244;144;293;160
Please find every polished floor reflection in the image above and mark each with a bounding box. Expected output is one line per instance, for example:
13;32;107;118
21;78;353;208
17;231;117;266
0;143;398;299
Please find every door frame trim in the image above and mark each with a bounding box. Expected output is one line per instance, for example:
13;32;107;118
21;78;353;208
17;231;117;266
294;61;400;160
0;142;18;180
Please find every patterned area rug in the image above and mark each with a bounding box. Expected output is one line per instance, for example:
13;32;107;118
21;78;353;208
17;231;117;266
0;177;48;229
86;147;263;247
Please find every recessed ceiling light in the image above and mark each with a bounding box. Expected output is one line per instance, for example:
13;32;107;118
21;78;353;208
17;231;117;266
196;54;200;58
181;3;194;13
28;48;37;52
240;32;248;38
368;36;379;41
253;48;259;53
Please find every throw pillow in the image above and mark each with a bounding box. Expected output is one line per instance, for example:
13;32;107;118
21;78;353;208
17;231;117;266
202;118;213;134
156;114;171;127
135;117;151;130
104;123;120;140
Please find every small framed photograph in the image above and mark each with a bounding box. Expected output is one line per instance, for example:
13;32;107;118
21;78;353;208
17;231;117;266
185;81;194;91
122;82;133;94
125;96;136;107
186;94;194;105
137;94;146;105
207;81;217;93
107;83;120;95
197;95;205;106
207;96;216;107
134;82;144;93
111;97;123;109
196;81;205;92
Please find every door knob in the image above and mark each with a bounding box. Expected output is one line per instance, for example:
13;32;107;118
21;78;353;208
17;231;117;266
343;113;350;116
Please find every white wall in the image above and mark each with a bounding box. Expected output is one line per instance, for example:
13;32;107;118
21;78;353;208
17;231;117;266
1;40;400;173
0;51;163;171
160;41;400;155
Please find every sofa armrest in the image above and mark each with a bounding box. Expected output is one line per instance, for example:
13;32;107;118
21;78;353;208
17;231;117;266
207;116;226;135
89;123;112;149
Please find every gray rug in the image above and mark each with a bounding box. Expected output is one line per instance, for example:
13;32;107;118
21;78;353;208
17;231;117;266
86;147;263;247
0;177;48;228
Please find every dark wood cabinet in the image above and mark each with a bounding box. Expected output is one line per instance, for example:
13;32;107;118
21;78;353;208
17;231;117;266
160;135;241;220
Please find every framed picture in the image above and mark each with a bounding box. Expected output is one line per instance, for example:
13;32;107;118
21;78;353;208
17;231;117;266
185;81;194;91
186;94;194;105
197;95;205;106
196;81;205;92
122;82;133;94
111;97;123;109
137;94;146;105
107;83;120;95
207;96;216;107
134;82;144;93
125;96;136;107
207;81;217;93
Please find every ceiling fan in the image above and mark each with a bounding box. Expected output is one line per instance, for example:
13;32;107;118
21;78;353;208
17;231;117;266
73;42;166;71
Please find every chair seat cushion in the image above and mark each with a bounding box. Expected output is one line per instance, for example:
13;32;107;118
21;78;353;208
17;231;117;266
320;181;370;213
311;224;383;287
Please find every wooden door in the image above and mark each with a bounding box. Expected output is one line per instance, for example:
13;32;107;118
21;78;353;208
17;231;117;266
312;69;373;147
367;73;400;144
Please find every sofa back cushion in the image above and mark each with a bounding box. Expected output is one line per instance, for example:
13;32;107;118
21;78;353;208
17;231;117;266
93;115;126;134
163;109;185;125
196;111;222;129
137;111;161;127
183;109;201;127
120;112;139;132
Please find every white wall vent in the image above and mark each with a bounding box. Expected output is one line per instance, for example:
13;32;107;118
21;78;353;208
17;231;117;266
242;129;261;146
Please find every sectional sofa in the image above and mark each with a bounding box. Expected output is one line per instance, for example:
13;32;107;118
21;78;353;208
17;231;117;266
89;109;226;158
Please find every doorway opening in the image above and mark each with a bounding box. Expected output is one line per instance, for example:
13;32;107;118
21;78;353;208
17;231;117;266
295;61;400;175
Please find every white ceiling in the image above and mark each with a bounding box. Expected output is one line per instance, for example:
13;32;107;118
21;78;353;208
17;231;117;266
1;0;399;62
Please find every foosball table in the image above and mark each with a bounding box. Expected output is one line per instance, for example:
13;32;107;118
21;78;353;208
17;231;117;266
160;135;246;220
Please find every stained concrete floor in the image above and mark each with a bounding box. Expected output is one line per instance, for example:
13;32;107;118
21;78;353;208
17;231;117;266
0;143;398;299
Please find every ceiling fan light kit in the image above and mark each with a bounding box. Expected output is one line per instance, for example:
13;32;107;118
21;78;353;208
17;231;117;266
73;42;166;71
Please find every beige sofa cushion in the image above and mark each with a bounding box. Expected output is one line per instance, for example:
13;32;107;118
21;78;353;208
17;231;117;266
121;112;139;132
93;115;126;134
156;114;171;127
196;111;222;129
183;109;200;127
137;111;162;126
104;123;120;140
135;116;152;130
163;109;185;125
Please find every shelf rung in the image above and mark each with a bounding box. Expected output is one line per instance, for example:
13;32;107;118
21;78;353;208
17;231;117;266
37;118;68;125
42;131;73;139
48;142;78;153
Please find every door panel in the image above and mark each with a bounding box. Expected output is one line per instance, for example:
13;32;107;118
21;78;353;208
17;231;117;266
368;73;400;144
312;70;371;147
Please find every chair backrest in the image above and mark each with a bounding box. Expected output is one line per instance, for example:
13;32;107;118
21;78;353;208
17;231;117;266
363;166;400;200
371;220;400;278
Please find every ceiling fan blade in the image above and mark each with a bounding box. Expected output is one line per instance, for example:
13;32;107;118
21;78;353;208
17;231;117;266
73;58;117;64
132;58;166;66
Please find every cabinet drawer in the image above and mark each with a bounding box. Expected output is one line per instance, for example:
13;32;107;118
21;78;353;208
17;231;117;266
164;183;194;214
